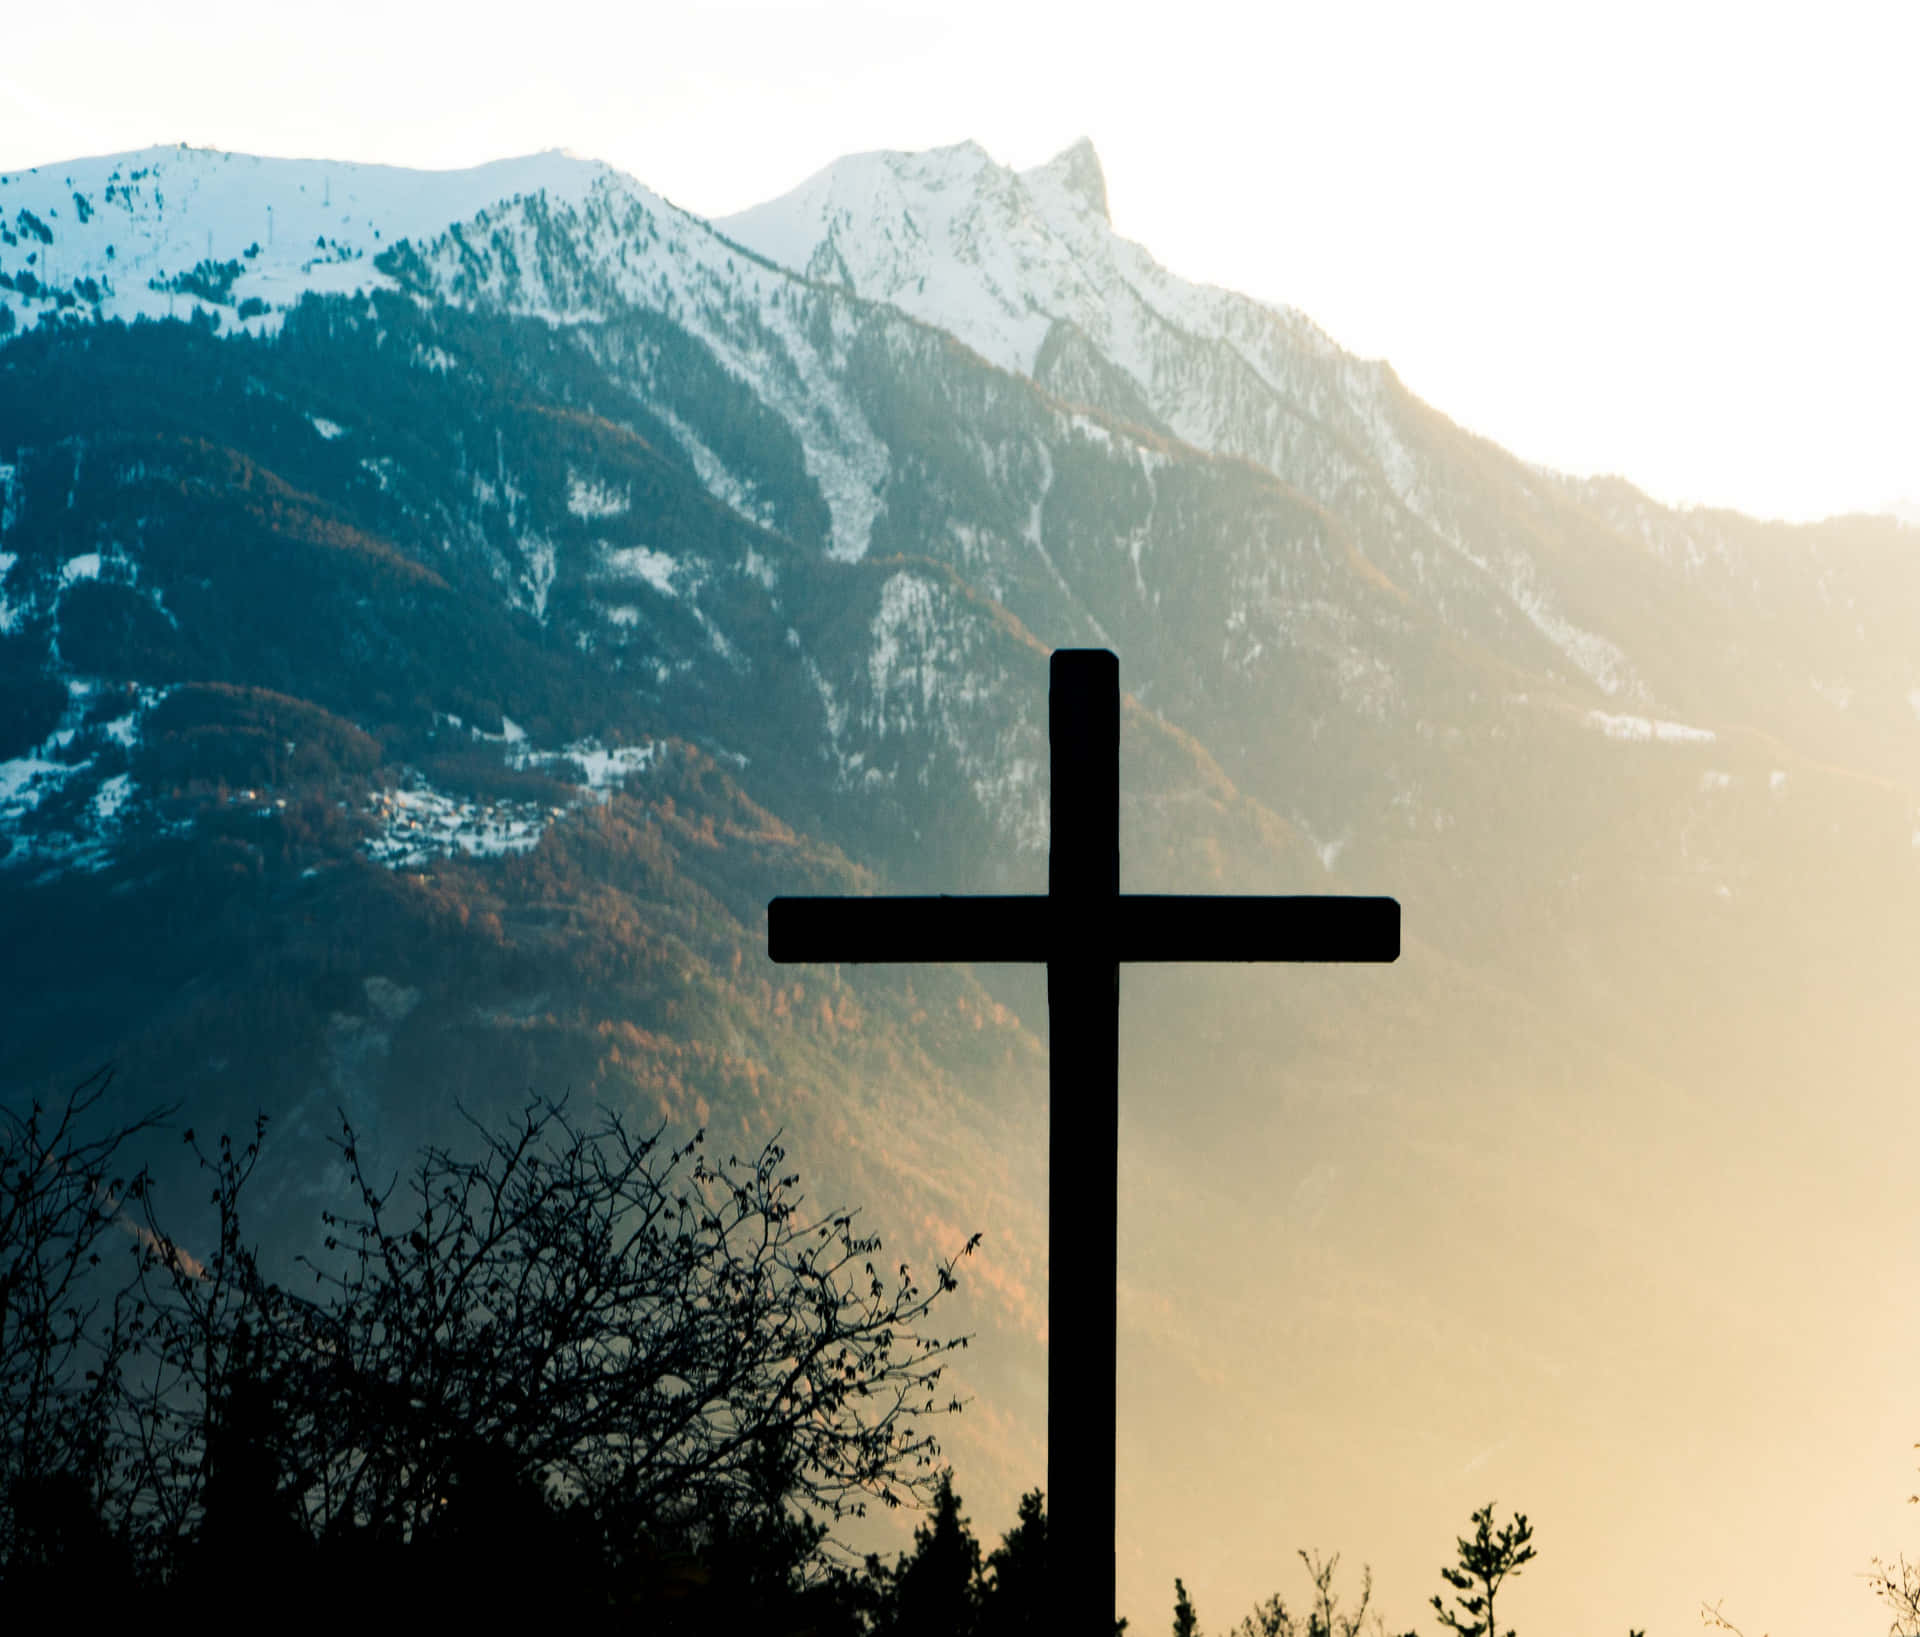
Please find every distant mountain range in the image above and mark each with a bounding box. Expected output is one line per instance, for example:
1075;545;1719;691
4;137;1917;1630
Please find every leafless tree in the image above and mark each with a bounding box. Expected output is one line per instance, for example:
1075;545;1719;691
1869;1548;1920;1632
1229;1548;1383;1637
0;1068;166;1574
7;1082;979;1601
140;1096;978;1574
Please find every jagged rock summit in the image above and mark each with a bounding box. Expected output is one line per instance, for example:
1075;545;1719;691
719;135;1282;384
1028;136;1109;224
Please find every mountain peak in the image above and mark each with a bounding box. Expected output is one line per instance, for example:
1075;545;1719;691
1026;138;1108;223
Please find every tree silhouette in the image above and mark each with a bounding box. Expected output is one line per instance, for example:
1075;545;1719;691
1867;1438;1920;1637
1873;1554;1920;1634
981;1486;1048;1634
1175;1575;1201;1637
3;1467;134;1605
880;1469;983;1636
260;1097;978;1556
2;1083;984;1614
1428;1503;1535;1637
0;1068;162;1584
1230;1549;1383;1637
1302;1549;1380;1637
190;1316;309;1592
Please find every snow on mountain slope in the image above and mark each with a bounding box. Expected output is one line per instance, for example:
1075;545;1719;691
718;139;1078;380
3;135;1805;733
0;142;899;562
718;137;1348;427
0;145;612;336
0;136;1638;700
384;172;892;561
719;140;1647;702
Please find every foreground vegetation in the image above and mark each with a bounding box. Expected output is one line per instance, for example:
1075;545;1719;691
3;1075;1914;1632
0;1072;993;1623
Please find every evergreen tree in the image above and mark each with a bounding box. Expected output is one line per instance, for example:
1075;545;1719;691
1428;1503;1535;1637
885;1471;982;1637
980;1487;1047;1634
191;1316;309;1594
1174;1575;1201;1637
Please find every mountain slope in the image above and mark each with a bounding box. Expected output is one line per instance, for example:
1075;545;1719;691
0;144;613;333
720;138;1920;791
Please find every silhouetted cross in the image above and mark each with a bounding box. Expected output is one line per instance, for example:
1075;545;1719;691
768;649;1399;1628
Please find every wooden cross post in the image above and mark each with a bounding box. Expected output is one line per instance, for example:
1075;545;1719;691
768;649;1399;1626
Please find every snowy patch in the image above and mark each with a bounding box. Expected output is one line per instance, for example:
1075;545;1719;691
1698;770;1733;792
1068;412;1116;451
1586;710;1715;745
1020;437;1111;645
1769;770;1788;793
0;750;124;877
518;534;556;621
60;553;102;585
0;755;67;813
91;773;133;823
530;739;659;795
753;299;888;562
697;608;740;665
361;781;554;871
655;405;774;529
464;715;527;745
602;544;677;596
866;572;943;733
362;733;662;869
567;473;629;519
309;415;345;441
604;605;640;627
805;651;848;747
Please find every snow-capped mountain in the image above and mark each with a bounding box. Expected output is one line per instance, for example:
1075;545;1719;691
719;138;1920;785
717;139;1629;687
7;134;1919;947
717;139;1440;589
0;144;612;335
5;135;1920;1633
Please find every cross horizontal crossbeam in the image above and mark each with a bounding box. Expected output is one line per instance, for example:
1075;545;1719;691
769;894;1400;965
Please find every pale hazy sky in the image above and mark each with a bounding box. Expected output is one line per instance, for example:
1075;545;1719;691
3;0;1915;522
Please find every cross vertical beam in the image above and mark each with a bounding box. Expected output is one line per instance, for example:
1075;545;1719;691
1047;649;1120;1613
